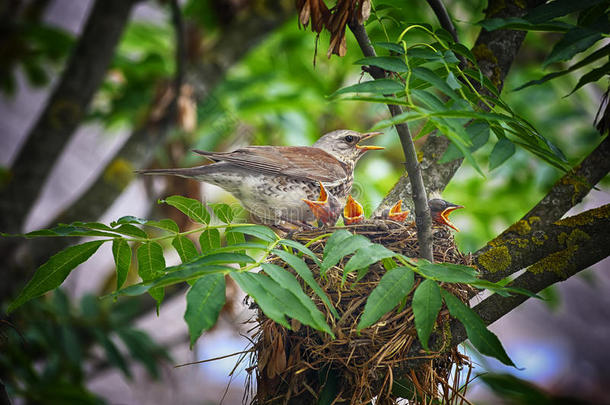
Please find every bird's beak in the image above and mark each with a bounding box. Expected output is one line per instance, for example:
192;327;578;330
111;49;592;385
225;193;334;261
439;205;464;232
356;132;384;151
343;195;365;225
388;200;409;222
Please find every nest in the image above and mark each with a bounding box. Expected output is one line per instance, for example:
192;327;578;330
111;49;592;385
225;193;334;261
248;220;475;405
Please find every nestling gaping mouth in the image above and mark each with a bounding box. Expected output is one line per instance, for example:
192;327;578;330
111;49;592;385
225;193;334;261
355;132;384;151
343;195;364;225
387;200;409;222
439;205;464;231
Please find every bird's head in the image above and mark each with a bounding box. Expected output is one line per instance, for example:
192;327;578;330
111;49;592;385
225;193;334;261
313;130;384;165
428;199;463;231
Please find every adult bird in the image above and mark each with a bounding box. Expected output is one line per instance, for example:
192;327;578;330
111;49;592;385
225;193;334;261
137;130;383;227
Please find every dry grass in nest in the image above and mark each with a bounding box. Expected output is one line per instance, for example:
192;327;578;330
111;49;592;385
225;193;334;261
247;220;476;405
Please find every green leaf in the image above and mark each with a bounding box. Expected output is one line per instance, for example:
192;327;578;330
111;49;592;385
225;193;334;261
354;56;408;72
441;289;515;366
213;242;269;253
137;242;166;304
514;44;610;90
114;224;148;238
211;203;234;223
172;235;199;263
332;78;404;97
92;328;131;378
117;329;165;378
470;280;542;299
23;225;119;239
439;121;490;163
184;274;226;347
149;264;233;289
226;229;245;246
145;218;179;233
449;43;478;66
279;239;321;266
568;60;610;95
415;260;479;283
479;17;573;32
262;263;334;337
373;41;405;54
162;195;210;224
8;241;104;313
137;242;166;281
489;138;516;170
167;252;254;271
323;230;352;259
446;72;461;90
343;244;396;273
479;373;552;404
272;249;338;318
412;67;459;100
112;238;131;290
357;267;415;330
463;68;499;97
412;279;442;350
371;111;425;130
230;272;290;328
526;0;606;24
544;26;603;67
320;234;371;274
199;229;221;253
111;215;148;226
227;225;278;242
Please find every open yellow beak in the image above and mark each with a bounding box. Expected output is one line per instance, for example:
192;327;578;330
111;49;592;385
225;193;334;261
388;199;409;222
440;205;463;232
356;131;384;150
303;182;337;226
343;195;364;225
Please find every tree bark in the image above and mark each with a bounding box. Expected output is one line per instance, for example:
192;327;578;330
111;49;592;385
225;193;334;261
0;0;138;234
454;204;610;345
474;136;610;282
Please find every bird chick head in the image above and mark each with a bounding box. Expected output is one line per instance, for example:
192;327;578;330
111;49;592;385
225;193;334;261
303;182;342;227
428;198;463;231
342;195;365;225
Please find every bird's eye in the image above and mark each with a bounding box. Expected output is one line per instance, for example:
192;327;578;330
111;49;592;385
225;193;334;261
344;135;355;143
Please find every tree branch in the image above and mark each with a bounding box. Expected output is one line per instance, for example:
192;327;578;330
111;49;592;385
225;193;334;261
425;0;458;42
0;0;138;234
348;21;434;262
454;205;610;345
398;205;610;374
474;136;610;282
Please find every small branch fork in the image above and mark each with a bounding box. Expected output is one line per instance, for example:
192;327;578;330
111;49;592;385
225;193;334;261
348;21;434;262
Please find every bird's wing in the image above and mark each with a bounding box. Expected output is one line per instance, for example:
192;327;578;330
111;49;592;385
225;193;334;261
193;146;348;182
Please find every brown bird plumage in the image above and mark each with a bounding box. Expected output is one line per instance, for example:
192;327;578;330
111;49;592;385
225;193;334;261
137;130;383;226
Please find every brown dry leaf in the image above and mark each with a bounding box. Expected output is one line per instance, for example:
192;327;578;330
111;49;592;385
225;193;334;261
357;0;371;24
297;0;330;33
275;334;287;375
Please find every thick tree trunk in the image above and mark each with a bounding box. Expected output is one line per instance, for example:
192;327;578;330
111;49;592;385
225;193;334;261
0;0;138;234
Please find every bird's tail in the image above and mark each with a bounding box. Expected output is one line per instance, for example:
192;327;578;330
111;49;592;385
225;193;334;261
135;166;212;179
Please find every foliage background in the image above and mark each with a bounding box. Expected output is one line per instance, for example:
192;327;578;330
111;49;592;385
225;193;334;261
1;0;609;403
